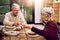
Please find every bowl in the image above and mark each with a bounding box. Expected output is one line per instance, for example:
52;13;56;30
4;31;20;36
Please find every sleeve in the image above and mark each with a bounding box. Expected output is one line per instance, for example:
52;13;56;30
20;12;27;25
31;26;53;37
31;27;44;35
3;13;14;26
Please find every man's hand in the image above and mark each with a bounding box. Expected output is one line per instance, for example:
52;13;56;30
12;22;22;26
13;25;22;31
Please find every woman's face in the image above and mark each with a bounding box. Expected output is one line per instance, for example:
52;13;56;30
41;12;50;23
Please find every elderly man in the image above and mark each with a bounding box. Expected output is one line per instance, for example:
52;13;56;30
25;7;59;40
3;3;26;29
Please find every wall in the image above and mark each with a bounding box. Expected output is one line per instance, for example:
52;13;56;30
35;0;44;23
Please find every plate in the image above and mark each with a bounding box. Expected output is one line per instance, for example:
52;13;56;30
0;25;5;28
4;31;20;36
35;25;44;30
26;30;39;37
26;30;36;35
5;26;15;29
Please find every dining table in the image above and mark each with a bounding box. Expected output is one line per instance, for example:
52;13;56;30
0;25;46;40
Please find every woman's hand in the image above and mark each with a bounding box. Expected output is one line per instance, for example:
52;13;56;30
23;24;33;29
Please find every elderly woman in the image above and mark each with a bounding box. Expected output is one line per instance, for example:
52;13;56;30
26;8;59;40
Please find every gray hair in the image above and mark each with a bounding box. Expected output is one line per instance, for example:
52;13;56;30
11;3;20;10
42;7;53;17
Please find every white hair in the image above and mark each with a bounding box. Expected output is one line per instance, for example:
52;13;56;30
11;3;20;9
42;7;53;16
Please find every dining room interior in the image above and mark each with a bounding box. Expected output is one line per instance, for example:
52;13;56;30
0;0;60;40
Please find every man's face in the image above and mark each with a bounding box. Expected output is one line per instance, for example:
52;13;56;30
12;7;20;16
41;12;49;23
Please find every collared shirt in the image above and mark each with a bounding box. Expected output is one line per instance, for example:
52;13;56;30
3;11;26;26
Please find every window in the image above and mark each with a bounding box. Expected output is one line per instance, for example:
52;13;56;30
0;0;10;15
0;0;10;24
11;0;34;24
21;7;33;23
